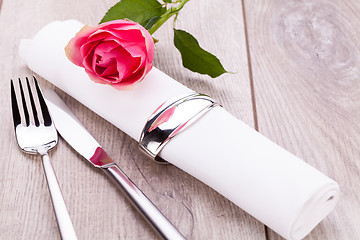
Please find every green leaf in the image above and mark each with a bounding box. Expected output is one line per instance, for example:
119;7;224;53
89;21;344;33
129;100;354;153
99;0;165;30
163;0;172;3
174;29;227;78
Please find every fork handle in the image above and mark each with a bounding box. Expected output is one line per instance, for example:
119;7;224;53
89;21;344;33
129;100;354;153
41;153;77;240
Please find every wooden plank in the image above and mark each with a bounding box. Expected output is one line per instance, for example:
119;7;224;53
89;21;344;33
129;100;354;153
0;0;265;239
244;0;360;239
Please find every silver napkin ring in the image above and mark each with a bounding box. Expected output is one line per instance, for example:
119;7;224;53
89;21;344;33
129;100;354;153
139;92;219;163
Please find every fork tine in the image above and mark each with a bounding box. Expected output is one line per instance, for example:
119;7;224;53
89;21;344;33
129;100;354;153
26;77;40;127
10;80;21;128
34;76;52;126
18;78;30;126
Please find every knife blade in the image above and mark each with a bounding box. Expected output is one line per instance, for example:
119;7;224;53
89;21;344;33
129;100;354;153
44;89;185;240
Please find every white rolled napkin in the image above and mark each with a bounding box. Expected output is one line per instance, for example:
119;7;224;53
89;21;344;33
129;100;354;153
19;20;339;240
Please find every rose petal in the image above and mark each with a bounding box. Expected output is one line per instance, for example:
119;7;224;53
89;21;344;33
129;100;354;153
92;41;120;68
112;63;152;90
112;25;155;62
80;32;113;58
65;25;96;66
88;29;116;41
100;63;118;77
111;46;138;80
94;57;117;76
87;31;111;42
95;40;119;55
85;68;107;84
118;41;147;59
110;29;145;43
80;40;100;60
139;28;155;62
87;29;148;60
94;64;107;76
100;20;136;29
88;25;144;42
82;46;96;71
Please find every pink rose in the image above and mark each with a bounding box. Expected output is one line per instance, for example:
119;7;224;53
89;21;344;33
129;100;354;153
65;20;154;89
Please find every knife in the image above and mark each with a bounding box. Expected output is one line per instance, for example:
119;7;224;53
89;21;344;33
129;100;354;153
44;89;185;240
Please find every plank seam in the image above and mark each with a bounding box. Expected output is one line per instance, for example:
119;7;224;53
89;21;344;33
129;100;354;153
241;0;259;132
241;0;268;239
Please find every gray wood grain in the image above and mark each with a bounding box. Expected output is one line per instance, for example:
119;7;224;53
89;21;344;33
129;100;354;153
0;0;265;239
244;0;360;239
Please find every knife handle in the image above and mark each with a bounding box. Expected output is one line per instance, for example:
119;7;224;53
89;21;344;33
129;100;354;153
102;163;185;240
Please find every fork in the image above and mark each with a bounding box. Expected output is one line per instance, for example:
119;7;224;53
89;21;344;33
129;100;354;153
11;76;77;240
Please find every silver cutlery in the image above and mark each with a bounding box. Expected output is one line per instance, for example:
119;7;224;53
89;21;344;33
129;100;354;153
11;77;77;240
44;89;185;240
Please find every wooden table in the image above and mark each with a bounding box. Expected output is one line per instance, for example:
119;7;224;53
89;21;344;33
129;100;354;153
1;0;359;239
